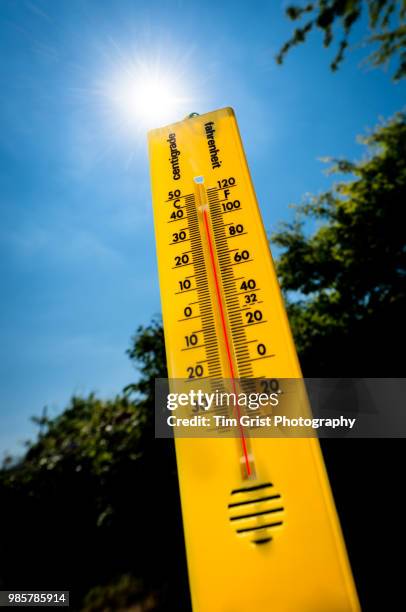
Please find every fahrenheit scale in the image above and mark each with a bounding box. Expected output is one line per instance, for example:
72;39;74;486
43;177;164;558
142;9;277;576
148;108;360;611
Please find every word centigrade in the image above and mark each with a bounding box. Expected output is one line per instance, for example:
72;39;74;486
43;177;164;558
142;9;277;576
167;132;181;181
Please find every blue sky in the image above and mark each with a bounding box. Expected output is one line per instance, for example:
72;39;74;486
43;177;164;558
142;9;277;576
0;0;405;455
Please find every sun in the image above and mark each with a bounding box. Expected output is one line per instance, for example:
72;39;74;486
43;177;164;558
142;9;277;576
106;63;192;131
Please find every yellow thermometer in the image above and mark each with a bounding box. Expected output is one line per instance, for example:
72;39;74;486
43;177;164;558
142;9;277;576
148;108;360;611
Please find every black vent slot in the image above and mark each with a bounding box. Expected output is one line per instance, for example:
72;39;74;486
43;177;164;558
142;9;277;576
231;482;273;494
230;507;284;521
228;482;284;545
253;537;272;545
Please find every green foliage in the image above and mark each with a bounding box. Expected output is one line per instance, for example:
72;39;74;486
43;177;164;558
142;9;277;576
272;111;406;374
277;1;406;80
10;395;143;473
0;322;189;611
124;317;167;404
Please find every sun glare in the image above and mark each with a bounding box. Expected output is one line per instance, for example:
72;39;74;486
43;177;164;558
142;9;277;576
107;64;192;131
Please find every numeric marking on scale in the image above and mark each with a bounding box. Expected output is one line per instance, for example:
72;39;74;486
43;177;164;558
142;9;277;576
168;210;186;222
173;251;193;269
170;229;189;245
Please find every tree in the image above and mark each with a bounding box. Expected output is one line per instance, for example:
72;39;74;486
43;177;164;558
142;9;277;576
124;317;167;408
0;320;190;611
277;1;406;80
271;111;406;375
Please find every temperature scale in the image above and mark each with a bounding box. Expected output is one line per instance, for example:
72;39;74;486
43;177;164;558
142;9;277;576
148;108;360;611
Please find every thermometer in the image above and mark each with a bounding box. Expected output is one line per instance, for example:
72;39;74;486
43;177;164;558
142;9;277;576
148;107;360;611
